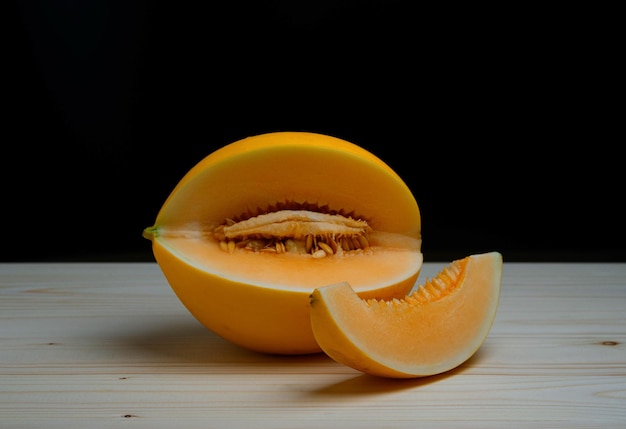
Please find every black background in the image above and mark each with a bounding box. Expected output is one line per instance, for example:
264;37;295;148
5;1;623;263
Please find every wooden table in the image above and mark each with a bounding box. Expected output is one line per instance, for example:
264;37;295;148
1;262;625;428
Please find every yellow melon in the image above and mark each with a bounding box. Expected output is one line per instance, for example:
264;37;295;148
143;132;422;354
309;252;503;377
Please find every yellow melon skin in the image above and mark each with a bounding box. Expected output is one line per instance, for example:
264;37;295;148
144;132;422;355
309;252;503;377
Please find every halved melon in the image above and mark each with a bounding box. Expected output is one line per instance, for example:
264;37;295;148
143;132;422;354
309;252;503;377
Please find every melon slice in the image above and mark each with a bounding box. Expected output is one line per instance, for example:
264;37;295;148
309;252;503;378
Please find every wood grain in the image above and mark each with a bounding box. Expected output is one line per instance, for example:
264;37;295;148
1;262;625;428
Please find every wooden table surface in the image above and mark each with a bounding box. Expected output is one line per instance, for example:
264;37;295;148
1;262;625;428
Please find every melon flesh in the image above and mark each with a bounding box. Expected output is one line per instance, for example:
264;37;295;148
309;252;503;378
154;231;421;291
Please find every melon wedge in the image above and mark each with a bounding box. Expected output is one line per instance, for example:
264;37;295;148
309;252;503;378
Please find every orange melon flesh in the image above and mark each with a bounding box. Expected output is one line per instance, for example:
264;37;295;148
155;232;421;290
309;252;503;377
143;132;422;354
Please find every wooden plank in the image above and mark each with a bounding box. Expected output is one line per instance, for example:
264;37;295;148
1;262;625;428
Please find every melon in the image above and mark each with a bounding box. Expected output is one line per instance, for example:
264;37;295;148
309;252;503;377
143;132;422;354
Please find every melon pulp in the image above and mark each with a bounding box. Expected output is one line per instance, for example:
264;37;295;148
143;132;422;354
309;252;503;377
